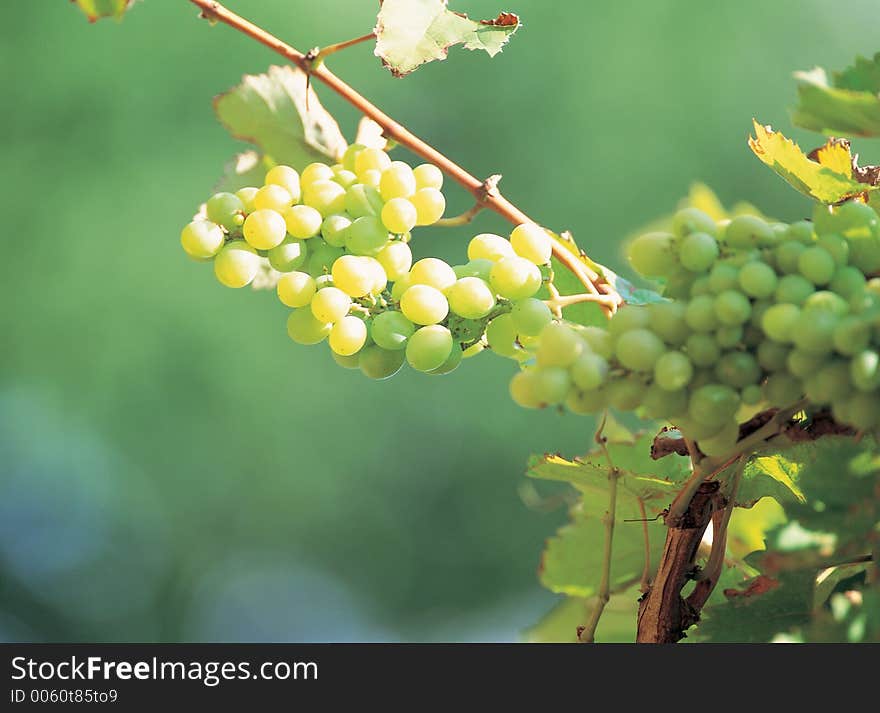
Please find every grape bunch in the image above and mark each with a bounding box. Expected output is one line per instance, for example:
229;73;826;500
509;201;880;454
180;145;557;379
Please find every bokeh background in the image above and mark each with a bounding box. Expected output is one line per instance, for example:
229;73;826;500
1;0;877;642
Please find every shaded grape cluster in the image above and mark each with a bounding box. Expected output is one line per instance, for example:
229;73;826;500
510;202;880;453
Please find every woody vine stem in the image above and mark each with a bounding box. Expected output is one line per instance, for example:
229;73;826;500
186;0;621;316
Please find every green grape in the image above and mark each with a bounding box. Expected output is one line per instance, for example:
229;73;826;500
376;241;413;281
579;326;614;359
213;240;260;288
607;375;645;410
311;286;351;323
707;263;739;294
332;168;358;189
345;216;389;256
608;305;650;336
843;392;879;430
265;165;302;203
803;290;849;316
767;223;787;248
689;276;712;297
243;209;287;250
366;257;388;295
361;169;382;188
489;257;542;300
784;220;814;244
685;295;719;332
804;360;852;404
510;223;553;265
306;241;344;277
688;384;740;428
846;231;880;273
400;284;449;325
763;373;803;407
654;351;694;391
300;162;335;188
486;314;521;359
798;246;836;285
410;258;457;292
665;269;697;301
674;417;724;442
536;322;584;368
715;351;761;388
761;303;801;343
277;271;316;308
329;315;368;356
321;214;352;248
724;215;774;249
671;207;717;238
468;233;515;262
570;352;609;390
287;308;331;345
641;384;689;419
791;309;839;355
741;384;763;406
757;340;789;371
528;367;571;405
332;255;374;297
698;419;740;457
737;261;777;298
428;343;463;376
714;290;752;326
511;298;552;336
303;179;347;217
371;311;415;351
715;325;743;349
814;199;877;236
626;232;678;277
413;163;443;190
685;333;721;367
283;205;323;240
775;241;806;274
510;370;542;409
332;351;361;370
381;197;418;234
829;266;866;300
615;328;666;372
816;233;849;266
447;277;496;319
566;387;609;414
344;184;384;218
406;325;453;372
206;192;245;231
647;301;689;345
342;144;367;173
774;274;814;305
390;273;412;302
833;316;871;356
359;345;405;380
354;148;392;178
253;184;293;213
268;237;308;272
379;161;416;201
850;349;880;391
181;220;224;259
235;187;259;214
680;232;719;273
749;301;771;329
410;188;446;226
455;258;494;282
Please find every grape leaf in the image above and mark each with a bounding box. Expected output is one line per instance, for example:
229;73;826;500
748;120;876;204
523;590;639;643
214;66;347;170
374;0;520;77
600;266;664;306
72;0;135;22
792;55;880;137
727;497;787;559
737;451;805;508
213;151;271;194
354;117;389;151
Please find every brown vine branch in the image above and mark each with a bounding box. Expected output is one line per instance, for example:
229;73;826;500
187;0;619;314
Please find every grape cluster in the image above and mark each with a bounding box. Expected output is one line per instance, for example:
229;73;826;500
510;201;880;453
181;145;556;379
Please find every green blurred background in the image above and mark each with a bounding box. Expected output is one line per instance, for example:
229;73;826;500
1;0;877;642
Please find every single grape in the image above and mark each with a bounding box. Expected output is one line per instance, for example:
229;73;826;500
606;375;646;410
614;328;666;372
803;290;849;316
774;274;814;305
645;302;689;345
680;232;719;273
406;325;454;372
715;351;761;388
243;209;287;250
534;322;583;368
354;148;392;178
361;169;382;188
381;197;418;234
737;261;777;299
510;223;553;265
489;257;543;300
306;241;344;277
627;232;678;277
608;305;650;336
268;237;308;272
300;162;335;188
570;352;609;391
510;370;542;409
287;308;331;345
410;188;446;226
332;351;361;370
303;179;346;217
235;186;259;214
791;309;839;355
410;257;457;292
762;373;803;407
798;246;836;285
400;284;449;325
213;240;260;288
715;325;743;349
832;316;871;356
347;215;390;256
761;303;801;343
757;340;789;371
566;387;609;414
311;286;351;323
579;326;614;359
671;207;717;238
688;384;740;428
378;161;416;201
698;419;740;457
332;255;375;297
714;290;752;326
359;344;405;380
741;384;763;405
254;184;293;213
804;360;852;404
413;163;443;190
320;214;352;248
689;276;712;296
830;266;866;300
641;384;689;419
342;144;367;173
816;233;849;266
456;258;494;282
447;277;496;319
283;205;322;240
686;333;721;367
376;241;413;282
390;273;412;302
365;257;388;295
707;263;740;294
265;165;302;202
784;221;814;244
468;233;515;262
724;215;774;249
654;351;694;390
277;271;316;307
333;169;358;189
685;295;719;332
329;315;368;356
371;311;415;351
529;367;572;405
181;220;224;259
843;392;880;430
486;314;521;359
850;349;880;391
428;343;463;376
511;298;552;336
206;192;245;231
344;184;384;218
775;241;807;275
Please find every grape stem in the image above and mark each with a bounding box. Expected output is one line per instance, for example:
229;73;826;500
308;32;375;63
544;292;620;312
434;202;485;228
186;0;619;314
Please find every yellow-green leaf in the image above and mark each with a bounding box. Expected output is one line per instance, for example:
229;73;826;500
792;56;880;137
73;0;135;22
